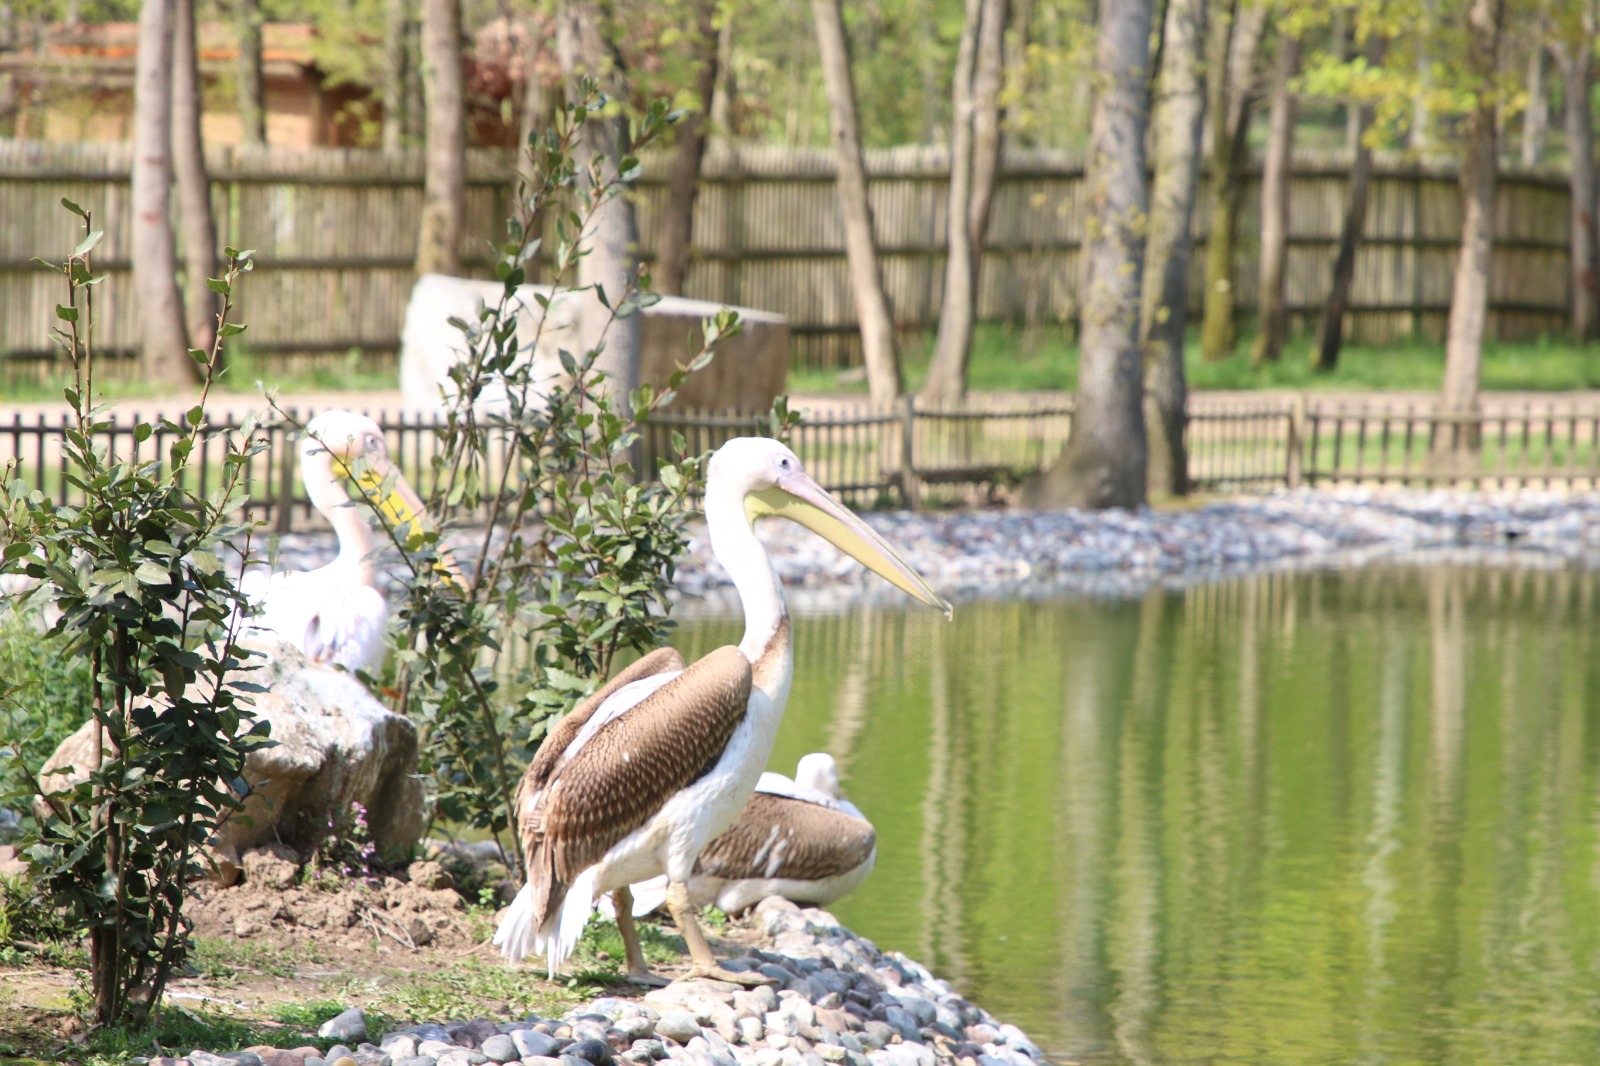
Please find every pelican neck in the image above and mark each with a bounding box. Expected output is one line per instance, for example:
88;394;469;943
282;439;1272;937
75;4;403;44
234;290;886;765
304;453;378;585
704;483;787;662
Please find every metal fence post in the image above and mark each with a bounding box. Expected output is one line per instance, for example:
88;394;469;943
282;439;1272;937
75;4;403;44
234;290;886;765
900;394;919;510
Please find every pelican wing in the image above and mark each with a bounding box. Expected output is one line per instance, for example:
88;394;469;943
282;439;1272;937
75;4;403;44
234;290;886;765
303;584;388;673
520;647;687;797
695;792;876;882
517;645;752;928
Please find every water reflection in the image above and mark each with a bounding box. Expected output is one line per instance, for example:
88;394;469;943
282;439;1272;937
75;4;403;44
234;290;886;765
674;564;1600;1065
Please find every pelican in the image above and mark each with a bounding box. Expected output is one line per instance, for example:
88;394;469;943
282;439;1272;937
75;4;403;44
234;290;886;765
494;437;949;985
240;410;433;675
610;752;877;919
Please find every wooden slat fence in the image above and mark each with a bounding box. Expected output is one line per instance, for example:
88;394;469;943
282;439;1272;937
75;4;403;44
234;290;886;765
0;140;1576;380
9;398;1600;528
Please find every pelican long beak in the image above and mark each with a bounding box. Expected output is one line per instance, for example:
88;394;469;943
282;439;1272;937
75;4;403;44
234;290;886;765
748;473;951;618
352;459;467;589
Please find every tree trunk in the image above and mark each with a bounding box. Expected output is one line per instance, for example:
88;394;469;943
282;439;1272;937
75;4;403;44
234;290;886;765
1314;38;1385;373
511;31;550;279
1249;33;1299;366
710;12;735;134
1437;0;1505;460
1025;0;1152;510
1556;20;1597;341
654;0;719;297
924;0;1007;404
811;0;902;404
922;0;983;404
381;0;407;153
1140;0;1207;497
172;0;218;355
557;0;641;404
131;0;194;385
417;0;465;276
235;0;265;144
404;16;426;145
1412;0;1433;152
1521;21;1547;166
1198;0;1265;362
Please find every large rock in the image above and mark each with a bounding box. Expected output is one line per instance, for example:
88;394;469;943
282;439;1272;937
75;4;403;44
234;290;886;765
35;637;424;884
399;273;789;414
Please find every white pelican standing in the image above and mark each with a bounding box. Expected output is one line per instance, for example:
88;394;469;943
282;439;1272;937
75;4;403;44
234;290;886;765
241;410;433;674
494;437;949;984
614;752;877;919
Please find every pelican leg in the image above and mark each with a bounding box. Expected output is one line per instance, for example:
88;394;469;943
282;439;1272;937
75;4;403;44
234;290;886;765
613;886;669;987
664;880;773;987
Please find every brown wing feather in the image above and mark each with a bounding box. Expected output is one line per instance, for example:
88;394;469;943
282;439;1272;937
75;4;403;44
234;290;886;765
519;646;687;801
695;792;876;881
519;645;752;928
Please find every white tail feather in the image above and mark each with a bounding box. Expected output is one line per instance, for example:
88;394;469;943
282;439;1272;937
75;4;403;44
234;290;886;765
492;882;539;964
544;867;600;977
493;867;602;977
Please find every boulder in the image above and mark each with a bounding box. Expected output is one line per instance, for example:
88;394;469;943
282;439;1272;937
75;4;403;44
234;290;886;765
398;274;789;415
35;637;424;884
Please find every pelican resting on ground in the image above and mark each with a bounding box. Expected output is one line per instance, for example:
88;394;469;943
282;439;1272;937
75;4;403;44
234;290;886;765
608;752;877;919
240;410;432;674
493;437;949;985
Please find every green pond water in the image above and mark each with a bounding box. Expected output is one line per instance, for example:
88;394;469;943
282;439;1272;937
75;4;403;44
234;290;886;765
673;564;1600;1066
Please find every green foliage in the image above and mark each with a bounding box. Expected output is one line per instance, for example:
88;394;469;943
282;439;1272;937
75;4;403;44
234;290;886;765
0;606;93;820
0;873;78;966
1293;0;1541;151
0;204;270;1030
309;800;382;881
578;915;687;966
316;84;764;856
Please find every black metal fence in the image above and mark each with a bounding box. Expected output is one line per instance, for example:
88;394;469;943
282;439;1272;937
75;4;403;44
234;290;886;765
5;398;1598;533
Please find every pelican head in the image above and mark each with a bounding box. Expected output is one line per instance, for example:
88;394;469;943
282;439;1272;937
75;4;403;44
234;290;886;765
301;410;429;536
795;752;842;798
709;437;951;617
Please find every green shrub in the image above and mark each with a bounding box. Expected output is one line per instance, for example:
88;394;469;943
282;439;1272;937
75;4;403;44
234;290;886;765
0;204;270;1029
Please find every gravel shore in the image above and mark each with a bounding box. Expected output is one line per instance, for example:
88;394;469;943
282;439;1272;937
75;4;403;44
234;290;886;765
671;487;1600;606
147;898;1046;1066
253;488;1600;609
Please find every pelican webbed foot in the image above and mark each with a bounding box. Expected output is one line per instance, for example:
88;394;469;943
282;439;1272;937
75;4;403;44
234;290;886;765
687;964;777;988
663;881;775;988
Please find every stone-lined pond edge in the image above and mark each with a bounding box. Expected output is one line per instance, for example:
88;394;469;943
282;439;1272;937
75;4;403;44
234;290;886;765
140;899;1047;1066
251;488;1600;611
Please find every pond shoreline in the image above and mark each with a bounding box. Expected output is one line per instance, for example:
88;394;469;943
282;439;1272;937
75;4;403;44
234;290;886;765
672;487;1600;608
249;487;1600;609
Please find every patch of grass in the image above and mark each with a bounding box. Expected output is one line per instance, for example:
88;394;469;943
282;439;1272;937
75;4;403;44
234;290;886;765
576;917;686;968
0;1002;337;1066
787;323;1600;396
189;937;328;984
0;344;394;403
364;957;596;1021
222;346;396;394
788;322;1076;395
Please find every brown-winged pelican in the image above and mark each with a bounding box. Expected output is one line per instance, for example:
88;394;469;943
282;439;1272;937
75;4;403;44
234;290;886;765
493;437;948;984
